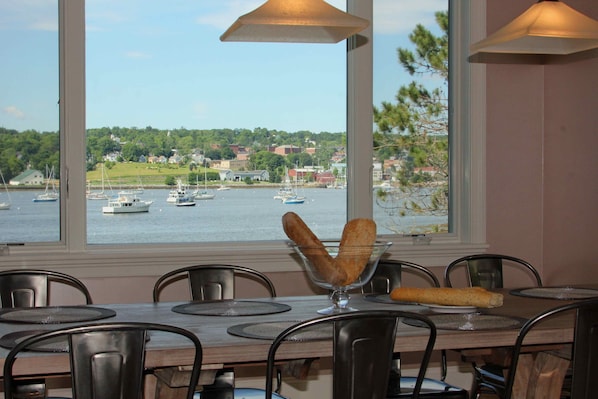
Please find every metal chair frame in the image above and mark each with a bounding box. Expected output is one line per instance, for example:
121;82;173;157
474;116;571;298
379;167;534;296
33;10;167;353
264;310;437;399
153;264;276;302
503;298;598;399
153;264;280;398
444;254;542;290
363;259;469;398
3;322;203;399
0;269;93;307
444;254;543;399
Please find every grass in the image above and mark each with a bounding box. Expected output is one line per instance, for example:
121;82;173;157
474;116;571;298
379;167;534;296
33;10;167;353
87;163;211;188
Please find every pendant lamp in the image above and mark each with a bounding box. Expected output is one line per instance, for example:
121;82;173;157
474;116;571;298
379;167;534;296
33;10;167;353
220;0;369;43
470;0;598;56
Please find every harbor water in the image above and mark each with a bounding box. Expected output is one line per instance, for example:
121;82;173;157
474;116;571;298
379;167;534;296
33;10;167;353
0;187;446;245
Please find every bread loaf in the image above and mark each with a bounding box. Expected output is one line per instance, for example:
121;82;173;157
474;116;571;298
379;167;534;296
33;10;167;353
390;287;503;308
282;212;347;285
335;218;377;285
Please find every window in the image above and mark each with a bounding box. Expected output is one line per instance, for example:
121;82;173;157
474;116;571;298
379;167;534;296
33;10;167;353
0;0;487;275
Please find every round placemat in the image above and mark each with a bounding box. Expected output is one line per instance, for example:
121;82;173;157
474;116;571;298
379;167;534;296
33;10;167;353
403;313;524;331
227;320;332;340
510;287;598;300
0;306;116;324
172;300;291;316
0;330;68;352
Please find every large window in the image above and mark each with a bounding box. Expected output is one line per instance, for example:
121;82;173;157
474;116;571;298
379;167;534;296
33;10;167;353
0;0;486;275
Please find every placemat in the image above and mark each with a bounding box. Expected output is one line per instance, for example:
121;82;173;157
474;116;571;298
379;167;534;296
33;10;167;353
0;306;116;324
510;287;598;300
403;313;524;331
0;330;68;352
172;300;291;316
227;321;332;340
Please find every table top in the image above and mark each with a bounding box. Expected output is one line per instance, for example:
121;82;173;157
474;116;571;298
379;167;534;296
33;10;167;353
0;289;584;375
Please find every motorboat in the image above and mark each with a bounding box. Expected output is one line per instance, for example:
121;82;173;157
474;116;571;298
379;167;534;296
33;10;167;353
282;195;305;205
102;195;152;213
167;179;193;204
175;197;196;207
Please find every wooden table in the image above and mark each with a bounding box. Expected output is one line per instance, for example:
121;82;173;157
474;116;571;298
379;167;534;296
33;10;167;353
0;290;584;398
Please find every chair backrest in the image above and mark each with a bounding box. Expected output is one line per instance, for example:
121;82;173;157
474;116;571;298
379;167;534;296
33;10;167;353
264;310;437;399
503;298;598;399
444;254;542;289
362;259;441;294
0;269;92;308
153;264;277;302
3;322;203;399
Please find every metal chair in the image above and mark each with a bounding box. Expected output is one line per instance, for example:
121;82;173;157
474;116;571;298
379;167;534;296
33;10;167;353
0;269;93;307
264;310;438;399
503;298;598;399
444;254;543;399
152;264;276;302
153;264;284;399
444;254;542;290
0;269;93;398
3;322;203;399
363;260;469;399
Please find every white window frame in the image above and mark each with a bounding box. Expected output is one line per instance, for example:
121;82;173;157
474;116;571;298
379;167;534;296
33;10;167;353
1;0;488;277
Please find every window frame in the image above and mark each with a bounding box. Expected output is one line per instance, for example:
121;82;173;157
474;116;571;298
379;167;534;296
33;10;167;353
2;0;488;277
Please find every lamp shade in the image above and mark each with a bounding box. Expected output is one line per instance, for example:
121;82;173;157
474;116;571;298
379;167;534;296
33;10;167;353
470;0;598;56
220;0;369;43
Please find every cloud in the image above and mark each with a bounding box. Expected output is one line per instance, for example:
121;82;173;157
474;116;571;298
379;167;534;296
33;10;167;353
0;0;57;31
373;0;447;35
196;1;264;30
3;106;25;119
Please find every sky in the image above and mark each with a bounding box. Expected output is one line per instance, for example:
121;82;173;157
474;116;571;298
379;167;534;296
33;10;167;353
0;0;446;134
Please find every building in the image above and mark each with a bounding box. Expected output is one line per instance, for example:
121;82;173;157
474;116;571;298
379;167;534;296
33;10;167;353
273;145;301;156
9;169;45;186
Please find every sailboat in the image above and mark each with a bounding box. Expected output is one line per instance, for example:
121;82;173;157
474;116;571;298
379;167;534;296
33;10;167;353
33;165;59;202
276;168;305;204
193;164;215;200
0;169;11;210
118;175;144;196
87;164;112;200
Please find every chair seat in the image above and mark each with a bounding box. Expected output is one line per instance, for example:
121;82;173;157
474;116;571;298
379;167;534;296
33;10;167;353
387;376;469;399
195;388;286;398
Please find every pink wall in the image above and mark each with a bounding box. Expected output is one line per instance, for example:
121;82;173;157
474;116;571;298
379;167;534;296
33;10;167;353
485;0;598;284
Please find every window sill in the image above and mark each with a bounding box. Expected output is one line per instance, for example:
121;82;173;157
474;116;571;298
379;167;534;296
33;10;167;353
0;240;488;278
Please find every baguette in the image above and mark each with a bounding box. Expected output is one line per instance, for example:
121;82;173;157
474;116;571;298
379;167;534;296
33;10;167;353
335;218;377;285
282;212;347;285
390;287;503;308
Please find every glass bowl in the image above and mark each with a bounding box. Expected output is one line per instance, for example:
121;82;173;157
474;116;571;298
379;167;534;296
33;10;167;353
290;240;392;314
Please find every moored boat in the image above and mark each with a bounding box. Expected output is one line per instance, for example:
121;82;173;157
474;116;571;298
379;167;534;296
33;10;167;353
33;165;59;202
102;195;152;214
282;195;305;204
0;169;11;210
167;179;193;204
175;197;196;207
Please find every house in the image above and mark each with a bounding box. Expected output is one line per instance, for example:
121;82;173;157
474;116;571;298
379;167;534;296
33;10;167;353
273;145;301;156
313;171;335;185
9;169;44;186
231;170;269;182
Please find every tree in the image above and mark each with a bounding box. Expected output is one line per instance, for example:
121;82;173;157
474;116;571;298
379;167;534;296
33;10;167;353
373;11;449;234
249;151;286;182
